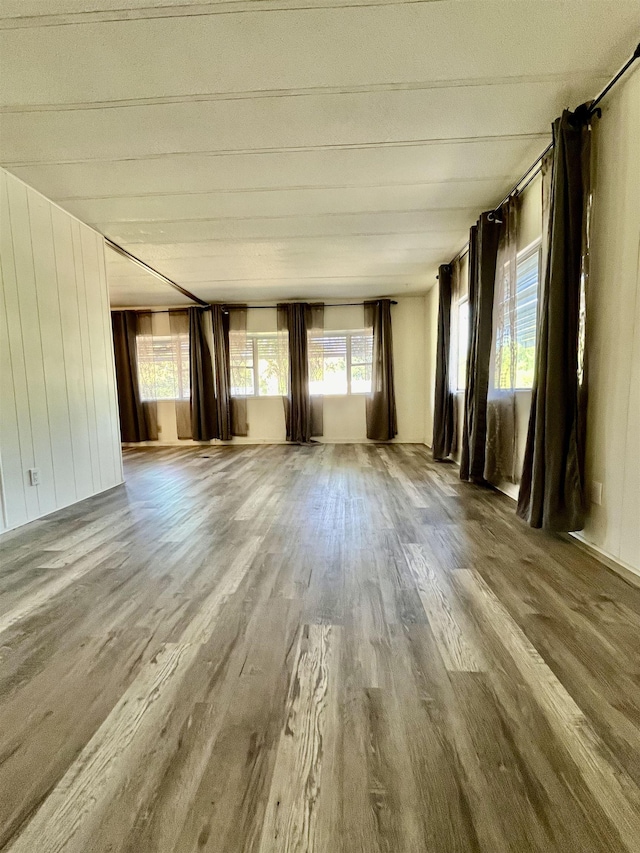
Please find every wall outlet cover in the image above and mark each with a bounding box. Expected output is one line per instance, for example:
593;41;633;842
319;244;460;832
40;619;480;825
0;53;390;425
28;468;40;486
591;481;603;506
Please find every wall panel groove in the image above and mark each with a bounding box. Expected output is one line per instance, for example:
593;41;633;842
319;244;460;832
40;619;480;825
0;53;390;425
0;167;122;533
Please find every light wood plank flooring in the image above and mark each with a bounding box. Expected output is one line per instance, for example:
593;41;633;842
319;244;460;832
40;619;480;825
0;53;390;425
1;444;639;853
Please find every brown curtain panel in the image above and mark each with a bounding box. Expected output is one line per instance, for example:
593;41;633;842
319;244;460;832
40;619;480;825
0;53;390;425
365;299;397;441
211;304;232;441
168;309;192;440
517;107;592;532
432;264;454;460
459;212;501;482
111;310;157;442
277;302;323;443
484;196;520;485
189;307;218;441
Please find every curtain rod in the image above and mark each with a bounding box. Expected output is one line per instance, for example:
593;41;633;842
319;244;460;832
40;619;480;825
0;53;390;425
491;42;639;214
224;300;398;309
114;300;398;314
441;41;640;275
104;239;209;306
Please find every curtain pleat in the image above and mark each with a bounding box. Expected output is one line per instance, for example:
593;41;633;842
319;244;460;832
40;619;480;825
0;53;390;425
229;307;248;436
277;302;323;443
517;108;591;531
168;309;192;440
484;196;520;485
460;213;501;482
308;304;324;438
433;264;454;459
111;310;157;442
189;307;218;441
211;305;232;441
365;299;397;441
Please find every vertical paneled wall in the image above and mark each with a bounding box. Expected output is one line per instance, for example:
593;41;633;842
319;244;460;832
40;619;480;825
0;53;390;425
0;168;122;532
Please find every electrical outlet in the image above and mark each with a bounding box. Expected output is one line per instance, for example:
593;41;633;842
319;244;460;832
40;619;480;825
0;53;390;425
28;468;40;486
590;481;603;506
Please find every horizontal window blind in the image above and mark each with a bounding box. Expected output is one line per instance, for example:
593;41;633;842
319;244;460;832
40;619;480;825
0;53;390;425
230;333;288;397
309;331;373;395
515;249;540;388
137;334;190;401
515;251;539;351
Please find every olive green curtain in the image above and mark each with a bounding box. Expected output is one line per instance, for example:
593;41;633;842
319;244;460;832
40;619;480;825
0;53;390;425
517;107;592;532
365;299;397;441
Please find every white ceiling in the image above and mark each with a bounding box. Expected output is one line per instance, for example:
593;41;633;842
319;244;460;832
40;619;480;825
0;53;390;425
1;1;638;306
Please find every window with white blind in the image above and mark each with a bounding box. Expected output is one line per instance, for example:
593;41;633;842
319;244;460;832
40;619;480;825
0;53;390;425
308;330;373;395
229;333;288;397
136;334;190;401
456;298;469;391
514;245;541;389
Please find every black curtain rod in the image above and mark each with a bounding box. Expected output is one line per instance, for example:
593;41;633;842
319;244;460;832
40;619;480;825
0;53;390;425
105;239;209;306
441;42;640;274
491;42;639;214
224;300;398;310
115;300;398;314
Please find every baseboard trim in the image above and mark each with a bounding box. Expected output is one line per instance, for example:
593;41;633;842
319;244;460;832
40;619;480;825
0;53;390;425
566;533;640;588
0;480;124;538
449;460;640;588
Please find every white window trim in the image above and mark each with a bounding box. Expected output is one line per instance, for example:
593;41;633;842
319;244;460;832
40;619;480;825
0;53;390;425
137;333;190;402
310;329;373;397
232;332;285;398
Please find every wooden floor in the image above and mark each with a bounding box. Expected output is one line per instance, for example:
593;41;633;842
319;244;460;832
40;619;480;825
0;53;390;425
1;444;639;853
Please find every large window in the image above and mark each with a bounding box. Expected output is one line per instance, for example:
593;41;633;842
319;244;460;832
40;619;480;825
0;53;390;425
229;332;288;397
493;243;541;391
308;330;373;395
137;334;190;401
514;246;540;389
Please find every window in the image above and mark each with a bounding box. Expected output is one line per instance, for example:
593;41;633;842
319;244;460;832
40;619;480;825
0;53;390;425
136;334;190;401
350;332;373;394
308;330;373;395
230;332;288;397
456;299;469;391
514;246;540;389
493;243;541;391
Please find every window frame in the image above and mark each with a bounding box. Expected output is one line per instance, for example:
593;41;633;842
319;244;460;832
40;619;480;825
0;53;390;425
136;332;190;402
230;332;288;398
455;297;469;393
513;238;542;392
309;329;373;397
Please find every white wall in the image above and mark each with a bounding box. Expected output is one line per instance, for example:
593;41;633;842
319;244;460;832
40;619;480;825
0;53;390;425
580;66;640;573
0;168;123;533
140;296;427;445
